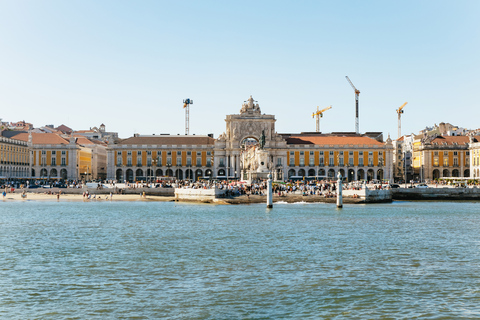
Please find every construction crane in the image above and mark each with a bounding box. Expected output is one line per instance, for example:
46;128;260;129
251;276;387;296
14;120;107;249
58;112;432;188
183;98;193;135
345;76;360;134
396;102;407;139
311;105;332;132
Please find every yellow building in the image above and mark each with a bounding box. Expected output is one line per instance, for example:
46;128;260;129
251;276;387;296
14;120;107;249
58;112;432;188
107;135;216;182
0;133;29;179
412;135;475;181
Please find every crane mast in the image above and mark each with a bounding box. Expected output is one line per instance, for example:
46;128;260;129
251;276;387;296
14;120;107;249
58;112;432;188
311;105;332;132
183;98;193;135
345;76;360;134
396;102;407;139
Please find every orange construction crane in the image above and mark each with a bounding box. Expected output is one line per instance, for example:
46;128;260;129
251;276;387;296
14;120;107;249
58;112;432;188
312;105;332;132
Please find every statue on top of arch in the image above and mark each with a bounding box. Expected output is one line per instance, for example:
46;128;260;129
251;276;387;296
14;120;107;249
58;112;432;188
240;95;261;115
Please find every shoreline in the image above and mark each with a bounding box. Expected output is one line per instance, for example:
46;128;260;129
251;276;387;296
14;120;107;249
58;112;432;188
1;191;366;204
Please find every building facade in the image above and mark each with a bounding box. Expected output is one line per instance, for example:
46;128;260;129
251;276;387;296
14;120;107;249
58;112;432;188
107;96;394;182
0;134;30;179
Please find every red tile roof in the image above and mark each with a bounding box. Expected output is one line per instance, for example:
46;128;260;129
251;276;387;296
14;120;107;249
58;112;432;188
284;134;384;146
13;133;70;145
431;135;478;145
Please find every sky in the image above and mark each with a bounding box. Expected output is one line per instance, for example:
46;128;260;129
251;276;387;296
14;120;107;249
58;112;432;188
0;0;479;139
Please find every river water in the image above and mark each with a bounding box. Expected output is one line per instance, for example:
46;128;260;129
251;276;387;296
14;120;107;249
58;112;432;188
1;200;480;319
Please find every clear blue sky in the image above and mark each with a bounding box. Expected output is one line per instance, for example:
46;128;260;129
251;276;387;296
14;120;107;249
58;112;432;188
1;0;479;139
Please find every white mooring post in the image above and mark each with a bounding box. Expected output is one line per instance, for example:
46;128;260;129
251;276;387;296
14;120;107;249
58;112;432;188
337;172;343;208
267;173;273;208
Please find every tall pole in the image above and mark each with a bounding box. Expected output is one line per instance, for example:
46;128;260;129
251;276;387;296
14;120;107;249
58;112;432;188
266;173;273;208
337;172;343;208
183;99;193;135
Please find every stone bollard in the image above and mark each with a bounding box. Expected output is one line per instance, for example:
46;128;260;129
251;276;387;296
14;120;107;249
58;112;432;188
267;173;273;209
337;172;343;208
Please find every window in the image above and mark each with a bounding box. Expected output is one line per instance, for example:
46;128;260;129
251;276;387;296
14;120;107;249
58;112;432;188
127;157;132;166
309;157;314;166
147;151;152;155
187;151;191;156
349;158;354;166
290;151;294;155
137;151;142;155
300;151;304;155
329;151;334;156
339;151;343;155
219;158;225;167
453;158;458;166
309;151;314;155
167;151;172;156
51;157;56;166
443;158;449;166
207;151;211;156
359;151;363;156
319;151;324;155
52;151;56;155
117;151;122;155
187;158;192;166
319;157;324;166
349;151;353;156
444;151;448;156
300;158;305;166
127;151;132;156
61;158;66;166
176;157;182;166
167;157;172;165
277;158;282;166
117;157;122;166
147;157;152;166
434;151;438;156
329;157;334;166
197;152;201;156
339;157;344;166
289;157;295;166
196;158;202;166
453;151;458;156
177;151;181;155
369;151;373;156
42;150;46;155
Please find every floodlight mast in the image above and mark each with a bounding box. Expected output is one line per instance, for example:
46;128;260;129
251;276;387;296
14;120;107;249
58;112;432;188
183;98;193;135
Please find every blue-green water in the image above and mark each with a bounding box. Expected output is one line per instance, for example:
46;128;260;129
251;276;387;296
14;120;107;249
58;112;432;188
1;201;480;319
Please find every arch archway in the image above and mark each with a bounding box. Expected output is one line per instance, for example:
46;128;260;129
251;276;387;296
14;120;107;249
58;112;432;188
50;168;57;177
327;169;335;179
318;168;325;177
175;169;183;179
288;169;296;178
31;169;36;177
377;169;384;181
60;169;67;180
357;169;365;181
443;169;450;177
452;169;459;177
240;137;259;148
205;169;212;177
116;169;123;181
339;169;345;179
348;169;355;182
464;169;470;178
367;169;375;181
136;169;144;178
185;169;193;180
40;168;48;177
217;169;225;177
195;169;203;180
433;169;440;180
126;169;134;182
166;169;174;177
298;169;306;177
156;168;163;177
308;169;315;177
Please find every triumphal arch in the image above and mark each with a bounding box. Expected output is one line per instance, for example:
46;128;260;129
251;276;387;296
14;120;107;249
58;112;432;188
214;96;287;181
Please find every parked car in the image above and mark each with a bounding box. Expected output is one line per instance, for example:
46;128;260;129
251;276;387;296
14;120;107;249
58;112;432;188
27;185;41;189
416;183;428;188
389;184;400;188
